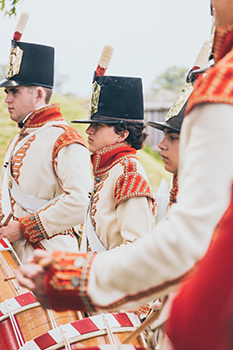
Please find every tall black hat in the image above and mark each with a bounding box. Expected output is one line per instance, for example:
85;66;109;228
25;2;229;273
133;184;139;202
72;75;144;124
72;45;144;124
0;12;54;89
0;42;54;88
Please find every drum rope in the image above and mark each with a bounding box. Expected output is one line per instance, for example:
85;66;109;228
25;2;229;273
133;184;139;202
60;325;72;350
0;252;24;295
101;313;116;344
46;308;58;329
5;300;25;347
8;243;23;266
77;311;84;319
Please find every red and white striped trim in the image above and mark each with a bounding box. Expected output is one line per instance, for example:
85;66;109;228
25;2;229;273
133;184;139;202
0;292;40;322
62;346;143;350
19;313;141;350
0;238;12;251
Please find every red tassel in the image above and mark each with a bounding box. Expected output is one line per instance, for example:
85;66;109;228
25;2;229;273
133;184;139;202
13;31;22;41
95;65;106;77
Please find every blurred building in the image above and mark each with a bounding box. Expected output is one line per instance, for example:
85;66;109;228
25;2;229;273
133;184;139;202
145;101;171;151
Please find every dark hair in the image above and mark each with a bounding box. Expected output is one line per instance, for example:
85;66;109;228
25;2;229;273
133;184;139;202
112;122;148;150
43;87;53;104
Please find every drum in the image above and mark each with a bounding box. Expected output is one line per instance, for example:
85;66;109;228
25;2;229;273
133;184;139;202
0;238;83;350
0;237;27;302
18;312;147;350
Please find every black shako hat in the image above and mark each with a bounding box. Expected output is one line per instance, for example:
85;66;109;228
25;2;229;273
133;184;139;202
0;41;54;88
72;75;144;124
147;100;188;133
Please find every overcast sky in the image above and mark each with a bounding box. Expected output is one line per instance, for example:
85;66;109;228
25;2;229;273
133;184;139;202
0;0;213;97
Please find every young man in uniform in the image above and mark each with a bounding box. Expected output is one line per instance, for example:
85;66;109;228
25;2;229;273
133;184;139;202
0;15;92;262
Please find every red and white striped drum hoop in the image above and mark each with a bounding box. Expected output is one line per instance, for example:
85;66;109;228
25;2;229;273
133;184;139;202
18;312;146;350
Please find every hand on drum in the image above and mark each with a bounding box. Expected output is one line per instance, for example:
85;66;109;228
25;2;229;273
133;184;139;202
14;249;51;309
0;219;24;242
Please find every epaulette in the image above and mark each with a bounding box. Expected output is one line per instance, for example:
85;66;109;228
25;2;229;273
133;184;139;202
114;159;156;211
52;125;87;161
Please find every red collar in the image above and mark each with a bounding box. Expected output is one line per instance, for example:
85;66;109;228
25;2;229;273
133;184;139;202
91;142;137;176
22;104;64;129
213;22;233;63
169;175;178;207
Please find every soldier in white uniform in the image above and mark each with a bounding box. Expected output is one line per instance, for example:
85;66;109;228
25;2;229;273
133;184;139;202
73;75;156;253
0;17;92;263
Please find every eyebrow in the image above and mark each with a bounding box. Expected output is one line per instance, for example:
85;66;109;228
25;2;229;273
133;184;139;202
165;129;179;135
4;87;19;93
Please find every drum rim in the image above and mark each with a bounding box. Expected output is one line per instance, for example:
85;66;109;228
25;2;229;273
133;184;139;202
17;312;142;350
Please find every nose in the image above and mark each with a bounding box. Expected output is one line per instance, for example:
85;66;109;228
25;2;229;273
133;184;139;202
158;136;167;151
5;93;11;104
86;124;94;134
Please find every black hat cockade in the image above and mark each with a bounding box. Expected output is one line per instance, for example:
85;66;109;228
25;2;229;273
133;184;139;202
147;40;211;133
0;12;54;89
72;45;144;125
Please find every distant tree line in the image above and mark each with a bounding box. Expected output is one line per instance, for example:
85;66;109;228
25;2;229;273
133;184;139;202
152;66;188;95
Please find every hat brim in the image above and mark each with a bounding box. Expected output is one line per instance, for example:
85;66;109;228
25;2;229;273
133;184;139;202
0;79;53;89
0;79;20;88
147;121;180;132
71;119;123;124
72;115;144;124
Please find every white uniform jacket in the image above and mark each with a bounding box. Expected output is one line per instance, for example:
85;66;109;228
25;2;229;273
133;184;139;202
80;142;156;252
0;104;92;263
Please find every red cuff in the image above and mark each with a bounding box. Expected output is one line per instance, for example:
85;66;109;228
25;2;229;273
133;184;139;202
19;213;48;247
44;251;97;313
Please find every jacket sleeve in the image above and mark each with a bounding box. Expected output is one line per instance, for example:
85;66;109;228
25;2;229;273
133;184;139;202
114;159;156;243
116;196;155;243
19;142;92;246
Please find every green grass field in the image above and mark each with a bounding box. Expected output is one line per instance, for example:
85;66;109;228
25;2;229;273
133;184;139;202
0;90;171;192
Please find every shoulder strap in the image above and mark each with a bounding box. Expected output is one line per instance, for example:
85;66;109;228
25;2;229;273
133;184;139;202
9;174;63;214
80;205;106;253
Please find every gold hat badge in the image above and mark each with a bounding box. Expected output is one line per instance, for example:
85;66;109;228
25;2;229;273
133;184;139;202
6;12;29;80
165;40;211;121
89;45;114;117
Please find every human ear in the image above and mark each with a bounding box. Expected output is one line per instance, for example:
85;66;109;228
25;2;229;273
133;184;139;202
118;130;129;142
35;87;45;104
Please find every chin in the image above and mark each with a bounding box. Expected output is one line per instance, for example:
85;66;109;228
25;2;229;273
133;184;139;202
88;147;96;153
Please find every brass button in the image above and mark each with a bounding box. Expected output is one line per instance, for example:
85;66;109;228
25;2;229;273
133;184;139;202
8;178;12;189
71;276;80;288
74;257;85;268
